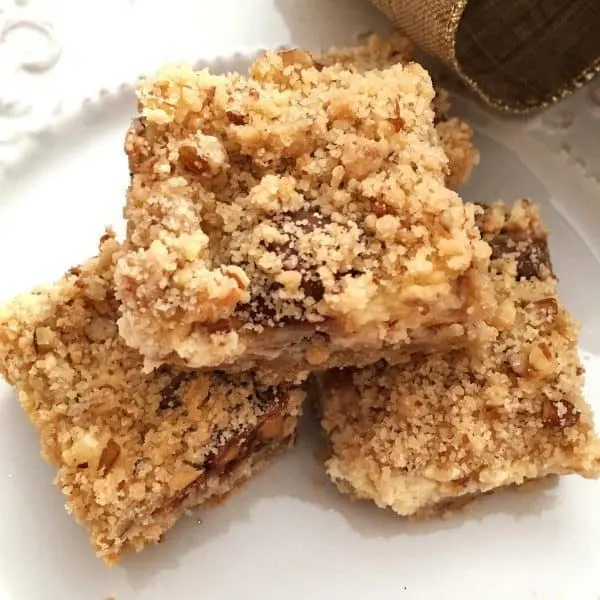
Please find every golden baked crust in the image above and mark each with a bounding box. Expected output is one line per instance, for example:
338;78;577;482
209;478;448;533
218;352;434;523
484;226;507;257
0;233;304;563
318;200;600;516
115;40;491;372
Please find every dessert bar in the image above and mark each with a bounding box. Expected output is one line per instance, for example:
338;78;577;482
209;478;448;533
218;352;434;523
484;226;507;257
317;200;600;516
115;44;491;373
0;233;304;562
316;33;480;190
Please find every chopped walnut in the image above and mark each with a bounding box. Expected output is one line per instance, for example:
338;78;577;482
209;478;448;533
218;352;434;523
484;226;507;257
179;133;228;176
278;48;314;68
542;398;579;428
168;465;199;493
508;351;529;376
64;431;103;469
98;440;121;473
528;343;554;378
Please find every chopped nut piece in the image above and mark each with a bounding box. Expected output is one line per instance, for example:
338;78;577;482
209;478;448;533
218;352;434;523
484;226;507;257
542;399;580;428
179;133;228;176
66;432;103;469
508;351;529;376
98;440;121;473
258;415;285;440
168;465;199;493
225;109;248;125
528;343;554;378
179;143;209;174
278;48;314;68
213;444;241;472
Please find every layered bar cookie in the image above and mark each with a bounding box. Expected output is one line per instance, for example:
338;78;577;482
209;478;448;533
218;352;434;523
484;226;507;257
115;45;491;373
318;200;600;516
316;33;480;190
0;233;304;563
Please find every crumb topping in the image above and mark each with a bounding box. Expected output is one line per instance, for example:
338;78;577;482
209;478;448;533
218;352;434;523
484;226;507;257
319;200;600;515
0;233;304;561
115;38;489;368
315;34;479;190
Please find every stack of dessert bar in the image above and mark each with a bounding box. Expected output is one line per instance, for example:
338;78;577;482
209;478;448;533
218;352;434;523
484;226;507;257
0;34;598;564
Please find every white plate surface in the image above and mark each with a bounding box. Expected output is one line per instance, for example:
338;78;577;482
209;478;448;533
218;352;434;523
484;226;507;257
1;1;600;599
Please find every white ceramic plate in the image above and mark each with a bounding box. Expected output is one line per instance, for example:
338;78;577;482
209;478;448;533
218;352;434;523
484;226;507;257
1;1;600;599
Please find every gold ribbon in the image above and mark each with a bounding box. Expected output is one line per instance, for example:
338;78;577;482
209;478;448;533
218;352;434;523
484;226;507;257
371;0;600;113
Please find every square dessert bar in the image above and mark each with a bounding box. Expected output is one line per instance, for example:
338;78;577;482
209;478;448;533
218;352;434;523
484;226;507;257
318;200;600;517
0;233;304;563
316;33;480;190
115;43;492;373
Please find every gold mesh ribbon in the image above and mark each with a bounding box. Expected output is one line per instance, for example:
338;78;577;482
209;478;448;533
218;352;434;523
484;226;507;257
370;0;600;113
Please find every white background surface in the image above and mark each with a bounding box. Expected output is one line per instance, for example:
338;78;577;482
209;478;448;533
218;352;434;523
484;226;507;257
1;1;600;599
